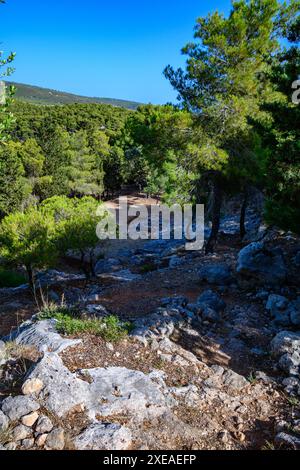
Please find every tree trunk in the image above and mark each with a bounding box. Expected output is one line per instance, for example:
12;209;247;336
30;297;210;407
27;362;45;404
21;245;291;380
80;250;90;280
205;176;223;254
26;265;39;306
89;249;96;278
240;189;249;240
26;265;34;291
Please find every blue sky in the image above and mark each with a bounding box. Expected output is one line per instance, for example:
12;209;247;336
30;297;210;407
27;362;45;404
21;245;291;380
1;0;231;104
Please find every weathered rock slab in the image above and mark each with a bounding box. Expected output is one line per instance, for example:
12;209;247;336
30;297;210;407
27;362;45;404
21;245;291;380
6;320;81;354
74;423;132;450
27;353;89;417
2;396;40;421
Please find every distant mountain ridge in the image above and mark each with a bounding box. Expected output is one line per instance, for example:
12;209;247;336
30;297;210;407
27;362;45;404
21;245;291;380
5;81;141;110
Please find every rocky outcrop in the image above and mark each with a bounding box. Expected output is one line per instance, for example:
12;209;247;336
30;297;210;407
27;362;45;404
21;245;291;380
2;396;40;421
199;264;233;286
86;367;176;420
74;423;132;450
271;331;300;395
237;242;286;286
266;295;300;327
6;319;81;354
27;353;90;417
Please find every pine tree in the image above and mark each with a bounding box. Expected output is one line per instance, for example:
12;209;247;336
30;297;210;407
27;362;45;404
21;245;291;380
164;0;296;250
0;142;26;217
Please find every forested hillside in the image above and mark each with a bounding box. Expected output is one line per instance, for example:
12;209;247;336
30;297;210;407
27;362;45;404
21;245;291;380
5;81;141;109
1;0;298;240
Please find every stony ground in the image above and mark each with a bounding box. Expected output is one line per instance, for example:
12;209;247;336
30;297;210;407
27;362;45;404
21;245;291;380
1;193;300;451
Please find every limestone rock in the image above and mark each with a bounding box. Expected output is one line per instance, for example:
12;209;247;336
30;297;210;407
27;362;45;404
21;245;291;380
7;320;81;354
161;296;188;308
199;263;233;286
12;425;32;442
27;353;89;418
86;366;176;420
196;290;226;312
132;308;186;343
35;434;48;447
74;423;132;450
279;352;300;376
202;307;221;323
282;377;300;396
266;295;300;327
266;295;291;326
0;410;9;431
4;442;17;450
222;370;248;391
22;378;44;396
0;340;6;366
2;396;40;421
35;415;53;434
21;411;39;427
271;331;300;357
22;438;34;449
237;242;286;286
46;427;65;450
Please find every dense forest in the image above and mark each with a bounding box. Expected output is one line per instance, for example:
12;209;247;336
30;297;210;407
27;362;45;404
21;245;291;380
0;0;299;285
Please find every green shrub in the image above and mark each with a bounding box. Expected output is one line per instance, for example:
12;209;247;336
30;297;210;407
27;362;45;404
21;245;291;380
38;309;132;343
0;269;27;288
38;302;80;320
140;263;157;273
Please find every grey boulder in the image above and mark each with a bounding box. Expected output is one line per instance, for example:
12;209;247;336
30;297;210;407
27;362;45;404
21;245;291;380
266;295;300;327
26;353;89;417
271;331;300;357
1;396;40;421
237;242;286;286
199;263;233;286
196;290;226;312
271;331;300;377
86;367;175;420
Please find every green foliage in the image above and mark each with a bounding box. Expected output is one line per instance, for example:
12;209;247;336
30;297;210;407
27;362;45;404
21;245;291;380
125;104;202;201
0;268;26;288
17;138;45;177
103;145;125;197
38;308;132;342
140;263;157;273
0;48;15;143
39;126;72;199
67;130;105;196
164;0;288;133
0;207;58;287
41;196;107;277
3;100;132;206
37;301;80;319
0;142;27;216
163;0;296;198
259;11;300;233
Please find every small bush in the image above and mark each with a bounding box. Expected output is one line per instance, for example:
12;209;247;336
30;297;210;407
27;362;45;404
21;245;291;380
0;269;26;288
38;302;80;320
37;308;132;343
140;263;157;273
